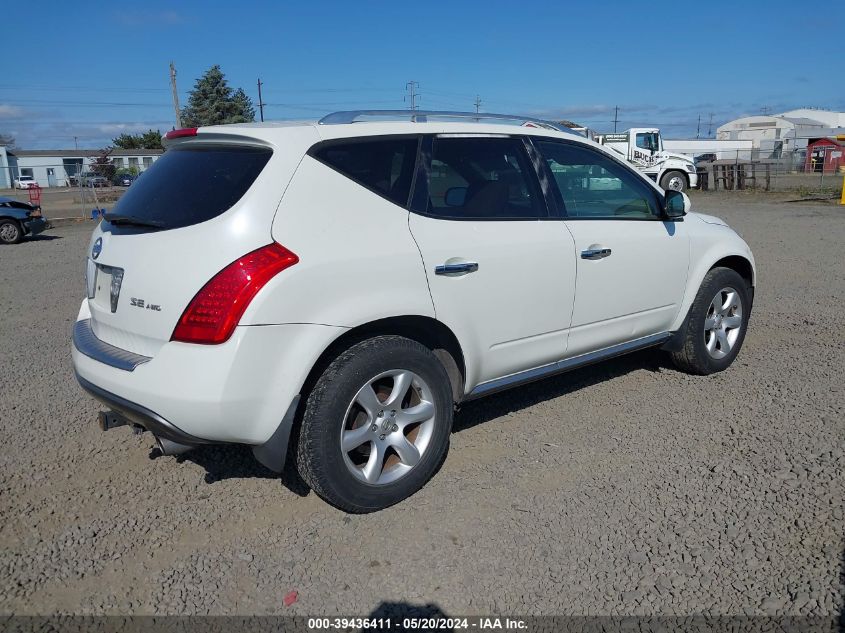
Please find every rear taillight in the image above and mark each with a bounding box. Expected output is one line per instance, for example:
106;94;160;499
171;243;299;345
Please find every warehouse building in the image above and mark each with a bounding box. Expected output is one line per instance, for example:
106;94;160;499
716;108;845;160
3;148;163;188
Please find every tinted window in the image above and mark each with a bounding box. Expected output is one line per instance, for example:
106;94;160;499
425;137;544;220
108;145;271;230
313;137;418;207
536;141;659;219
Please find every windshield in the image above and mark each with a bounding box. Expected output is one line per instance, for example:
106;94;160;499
107;144;272;231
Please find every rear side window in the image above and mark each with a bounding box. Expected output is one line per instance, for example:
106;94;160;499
108;144;272;230
312;137;419;207
424;137;545;220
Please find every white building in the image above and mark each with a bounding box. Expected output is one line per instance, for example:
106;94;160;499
5;149;163;188
0;145;10;188
716;109;845;159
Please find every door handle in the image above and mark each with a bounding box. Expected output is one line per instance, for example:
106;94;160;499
435;262;479;276
580;248;612;260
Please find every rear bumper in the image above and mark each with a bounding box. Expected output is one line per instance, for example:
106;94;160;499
24;217;47;236
75;372;207;445
71;307;346;444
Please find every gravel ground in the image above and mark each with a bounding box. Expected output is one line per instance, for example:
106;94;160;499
1;193;843;617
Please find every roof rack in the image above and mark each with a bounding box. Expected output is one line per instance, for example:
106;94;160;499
317;110;567;131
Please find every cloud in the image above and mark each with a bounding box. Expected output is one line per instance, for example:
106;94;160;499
112;10;186;27
0;104;26;119
10;120;172;149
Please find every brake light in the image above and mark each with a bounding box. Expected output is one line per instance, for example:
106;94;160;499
171;243;299;345
165;127;198;140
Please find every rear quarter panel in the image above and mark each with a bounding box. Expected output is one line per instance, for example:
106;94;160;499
248;155;435;327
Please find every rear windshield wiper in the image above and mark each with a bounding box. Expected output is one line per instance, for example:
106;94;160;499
103;213;166;229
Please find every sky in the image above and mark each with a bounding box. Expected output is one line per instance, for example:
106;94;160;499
2;0;843;149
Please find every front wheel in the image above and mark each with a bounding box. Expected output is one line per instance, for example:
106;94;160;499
297;335;454;512
670;267;752;375
0;219;22;244
660;170;687;192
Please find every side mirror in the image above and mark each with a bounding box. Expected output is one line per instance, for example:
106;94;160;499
444;186;467;207
663;190;689;220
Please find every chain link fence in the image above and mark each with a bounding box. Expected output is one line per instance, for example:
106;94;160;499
663;145;845;197
1;148;843;221
0;164;131;219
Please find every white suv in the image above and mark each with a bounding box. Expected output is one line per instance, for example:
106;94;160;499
72;111;756;512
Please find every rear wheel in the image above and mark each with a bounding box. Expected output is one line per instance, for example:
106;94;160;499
297;335;453;513
660;170;687;192
0;219;22;244
670;267;751;375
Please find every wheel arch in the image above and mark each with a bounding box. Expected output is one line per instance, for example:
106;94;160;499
711;254;755;288
299;315;467;406
671;246;756;334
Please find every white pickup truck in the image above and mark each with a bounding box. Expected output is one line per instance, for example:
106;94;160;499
595;128;698;192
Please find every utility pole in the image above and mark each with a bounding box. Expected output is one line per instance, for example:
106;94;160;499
612;106;619;133
405;81;419;111
74;136;78;150
708;113;714;138
257;78;265;122
474;95;482;114
170;61;182;129
696;114;701;139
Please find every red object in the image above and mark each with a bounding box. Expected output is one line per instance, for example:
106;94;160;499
165;127;198;140
28;184;41;204
172;243;299;345
283;590;298;607
804;138;845;174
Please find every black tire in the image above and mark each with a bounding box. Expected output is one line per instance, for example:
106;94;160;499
297;335;453;513
660;170;687;192
670;267;752;375
0;219;23;245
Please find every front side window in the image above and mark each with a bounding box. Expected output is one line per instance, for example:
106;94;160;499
635;132;659;152
425;137;545;220
312;137;418;207
536;141;660;219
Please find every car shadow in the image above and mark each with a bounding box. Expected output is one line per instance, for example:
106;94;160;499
453;346;671;433
25;234;63;242
158;347;673;496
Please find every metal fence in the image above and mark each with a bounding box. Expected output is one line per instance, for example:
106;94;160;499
0;164;132;219
1;150;843;221
665;146;844;196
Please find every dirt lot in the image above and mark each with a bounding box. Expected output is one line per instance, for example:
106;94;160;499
0;193;843;617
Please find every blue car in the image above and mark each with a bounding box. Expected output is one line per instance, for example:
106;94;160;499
0;197;48;244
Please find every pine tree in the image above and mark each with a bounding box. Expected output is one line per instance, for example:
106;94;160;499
232;88;256;123
181;65;256;127
112;129;163;150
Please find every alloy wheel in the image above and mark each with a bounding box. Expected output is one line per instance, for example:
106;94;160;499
704;286;743;359
340;369;436;485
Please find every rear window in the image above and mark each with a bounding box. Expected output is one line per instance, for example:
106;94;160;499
108;144;272;230
311;137;419;207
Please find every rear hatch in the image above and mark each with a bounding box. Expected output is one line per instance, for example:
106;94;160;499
84;136;289;357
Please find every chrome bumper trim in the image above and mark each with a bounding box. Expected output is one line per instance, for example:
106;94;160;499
72;318;151;372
